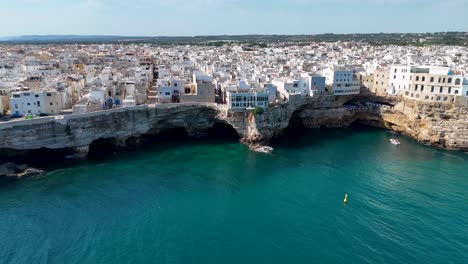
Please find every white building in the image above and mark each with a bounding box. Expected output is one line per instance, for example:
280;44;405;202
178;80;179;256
226;90;270;111
389;65;412;95
323;69;360;95
122;95;137;107
10;90;62;116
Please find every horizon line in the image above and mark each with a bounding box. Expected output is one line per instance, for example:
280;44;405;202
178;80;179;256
1;31;467;38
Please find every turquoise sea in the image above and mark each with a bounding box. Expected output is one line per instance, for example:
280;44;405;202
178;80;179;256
0;127;467;264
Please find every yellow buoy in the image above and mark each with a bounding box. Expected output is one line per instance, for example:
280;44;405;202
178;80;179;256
344;194;348;204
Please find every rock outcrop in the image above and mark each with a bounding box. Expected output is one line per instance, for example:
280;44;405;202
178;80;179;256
381;100;468;150
0;162;44;179
0;97;466;164
0;104;220;159
295;96;468;151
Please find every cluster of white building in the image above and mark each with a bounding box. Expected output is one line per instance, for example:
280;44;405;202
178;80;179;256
1;42;468;118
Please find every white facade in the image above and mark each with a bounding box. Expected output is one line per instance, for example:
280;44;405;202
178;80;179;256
122;95;137;107
323;69;360;95
10;90;62;116
226;90;269;111
389;65;412;94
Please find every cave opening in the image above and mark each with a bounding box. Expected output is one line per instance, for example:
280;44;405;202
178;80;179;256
206;122;240;141
88;138;118;159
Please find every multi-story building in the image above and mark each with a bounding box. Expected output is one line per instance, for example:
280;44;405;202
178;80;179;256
389;65;412;95
373;66;390;95
226;89;270;111
357;72;374;94
10;90;62;116
310;76;326;96
323;69;360;95
400;66;466;104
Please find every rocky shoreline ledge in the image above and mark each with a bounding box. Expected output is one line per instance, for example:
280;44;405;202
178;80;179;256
0;95;467;178
0;162;44;180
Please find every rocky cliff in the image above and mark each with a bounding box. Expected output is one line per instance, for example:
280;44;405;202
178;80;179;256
294;96;468;151
0;104;220;160
0;96;466;166
381;100;468;151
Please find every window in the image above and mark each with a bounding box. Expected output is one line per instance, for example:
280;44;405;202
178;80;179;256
425;96;429;100
47;93;52;96
431;86;434;93
393;75;396;79
430;77;434;82
443;97;448;101
438;77;441;83
422;77;425;82
165;92;170;96
455;90;459;94
416;76;419;81
439;87;443;93
448;87;452;94
455;79;461;85
35;95;39;98
448;78;452;84
27;103;30;106
394;69;397;73
37;101;40;106
437;96;441;101
414;84;418;91
420;85;424;91
15;104;18;109
50;102;53;106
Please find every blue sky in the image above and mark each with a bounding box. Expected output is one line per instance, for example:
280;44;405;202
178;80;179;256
1;0;467;36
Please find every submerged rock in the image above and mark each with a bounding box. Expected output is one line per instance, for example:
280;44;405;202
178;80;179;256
250;145;274;154
0;163;44;179
16;168;45;179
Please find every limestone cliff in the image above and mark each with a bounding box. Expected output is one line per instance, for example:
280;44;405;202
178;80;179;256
0;104;219;158
382;100;468;151
294;97;468;151
0;96;466;163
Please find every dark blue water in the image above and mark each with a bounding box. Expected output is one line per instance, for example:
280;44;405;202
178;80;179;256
0;128;467;264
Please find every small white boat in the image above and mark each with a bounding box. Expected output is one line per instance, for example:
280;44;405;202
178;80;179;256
389;139;401;145
252;146;274;154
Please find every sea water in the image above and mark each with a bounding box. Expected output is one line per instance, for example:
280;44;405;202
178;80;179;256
0;127;467;264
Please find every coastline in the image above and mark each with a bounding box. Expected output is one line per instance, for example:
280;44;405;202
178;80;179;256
1;94;467;178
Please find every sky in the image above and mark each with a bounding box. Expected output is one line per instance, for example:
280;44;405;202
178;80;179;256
1;0;467;36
